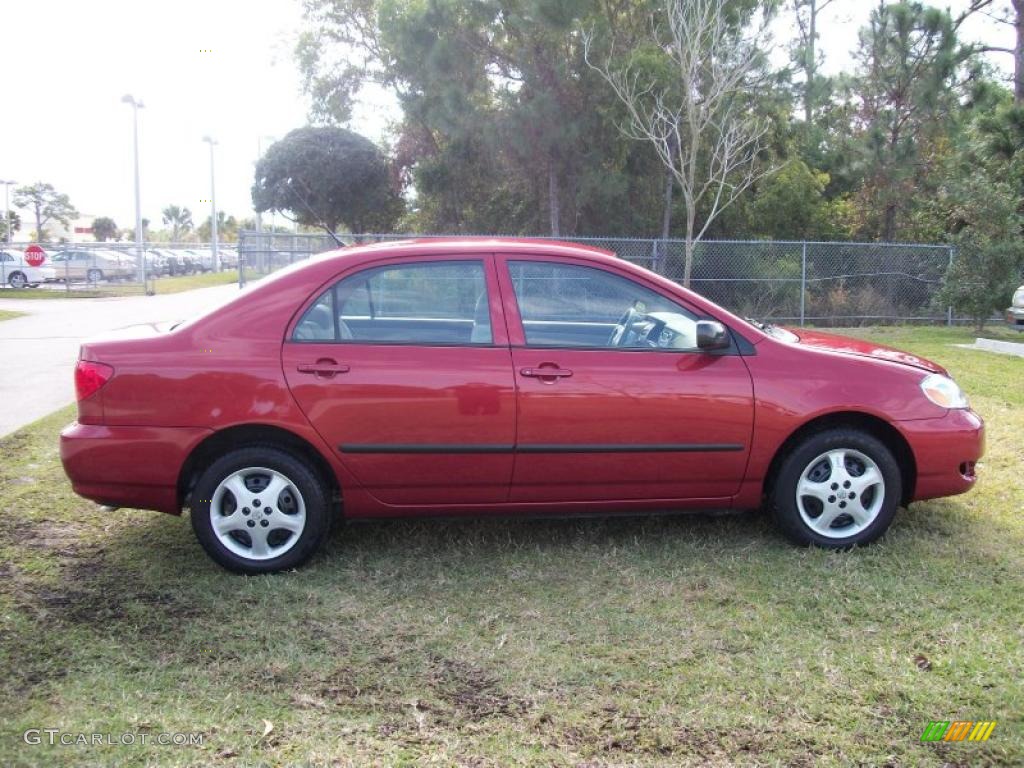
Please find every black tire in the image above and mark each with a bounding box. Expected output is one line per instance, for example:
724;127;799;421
771;428;902;548
87;268;103;283
190;445;332;573
8;271;27;289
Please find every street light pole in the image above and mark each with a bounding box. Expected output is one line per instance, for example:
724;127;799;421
121;95;146;284
203;135;219;271
0;180;15;244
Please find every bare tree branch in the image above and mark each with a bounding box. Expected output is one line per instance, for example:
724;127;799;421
585;0;781;286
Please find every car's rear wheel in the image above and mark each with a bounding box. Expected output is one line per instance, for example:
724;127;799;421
771;428;901;548
190;446;331;573
8;271;27;289
86;268;103;283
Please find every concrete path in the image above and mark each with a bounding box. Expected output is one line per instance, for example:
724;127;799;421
0;284;241;437
954;337;1024;358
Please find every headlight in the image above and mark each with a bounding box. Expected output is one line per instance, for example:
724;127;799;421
920;373;969;409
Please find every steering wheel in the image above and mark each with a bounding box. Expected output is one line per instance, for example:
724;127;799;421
607;306;640;347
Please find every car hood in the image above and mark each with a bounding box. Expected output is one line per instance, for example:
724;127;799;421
788;328;947;375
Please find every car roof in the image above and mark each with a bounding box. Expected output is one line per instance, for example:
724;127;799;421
324;237;618;266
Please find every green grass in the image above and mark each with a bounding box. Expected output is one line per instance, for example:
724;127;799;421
0;309;25;322
153;271;240;294
0;326;1020;766
0;272;238;300
0;287;116;299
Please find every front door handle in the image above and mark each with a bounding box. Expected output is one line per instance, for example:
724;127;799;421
520;366;573;379
296;359;350;378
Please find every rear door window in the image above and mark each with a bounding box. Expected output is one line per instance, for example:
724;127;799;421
293;260;493;346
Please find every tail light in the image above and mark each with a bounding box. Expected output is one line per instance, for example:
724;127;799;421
75;360;114;401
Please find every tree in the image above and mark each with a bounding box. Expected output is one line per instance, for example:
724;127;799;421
13;182;78;242
197;211;240;242
848;2;968;241
748;160;851;239
298;0;675;238
937;173;1022;330
0;211;21;242
91;216;118;242
124;218;150;243
792;0;837;125
587;0;781;285
161;205;194;242
252;125;402;234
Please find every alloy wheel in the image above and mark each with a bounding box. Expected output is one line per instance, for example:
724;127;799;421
795;448;885;539
209;466;307;560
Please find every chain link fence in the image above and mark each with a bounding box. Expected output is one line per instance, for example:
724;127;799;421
238;231;957;326
0;241;237;295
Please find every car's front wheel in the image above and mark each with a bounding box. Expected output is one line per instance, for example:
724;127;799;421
771;428;901;548
8;271;27;289
86;268;103;283
190;446;331;573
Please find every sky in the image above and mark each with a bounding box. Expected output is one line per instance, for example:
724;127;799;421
0;0;1014;236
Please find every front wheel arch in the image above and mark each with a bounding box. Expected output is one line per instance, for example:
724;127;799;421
177;424;340;514
763;411;916;507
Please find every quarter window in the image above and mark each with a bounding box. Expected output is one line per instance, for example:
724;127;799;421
508;261;699;350
293;260;492;345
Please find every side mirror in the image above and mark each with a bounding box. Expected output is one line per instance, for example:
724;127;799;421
696;320;730;351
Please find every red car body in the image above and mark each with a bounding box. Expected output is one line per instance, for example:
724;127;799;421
60;239;983;527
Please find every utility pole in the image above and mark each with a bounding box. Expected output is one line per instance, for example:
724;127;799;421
121;94;146;284
203;135;219;271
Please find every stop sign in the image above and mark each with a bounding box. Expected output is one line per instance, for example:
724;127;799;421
24;244;46;267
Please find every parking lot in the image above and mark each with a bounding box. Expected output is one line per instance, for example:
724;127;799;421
0;243;240;295
0;283;238;436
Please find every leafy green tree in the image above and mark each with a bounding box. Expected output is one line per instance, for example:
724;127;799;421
937;172;1022;330
298;0;676;237
161;205;194;242
791;0;837;126
124;218;150;243
198;211;240;243
91;216;118;242
0;211;21;241
13;182;78;242
847;2;968;241
747;160;851;240
252;125;402;234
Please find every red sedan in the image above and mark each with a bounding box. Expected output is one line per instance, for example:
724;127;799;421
60;239;984;573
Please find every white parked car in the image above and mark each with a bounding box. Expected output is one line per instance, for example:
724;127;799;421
1007;284;1024;330
0;249;57;288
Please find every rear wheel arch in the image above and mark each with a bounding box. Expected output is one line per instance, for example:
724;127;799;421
177;424;340;513
763;411;916;506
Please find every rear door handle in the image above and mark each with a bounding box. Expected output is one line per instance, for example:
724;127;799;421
296;359;350;377
520;367;573;379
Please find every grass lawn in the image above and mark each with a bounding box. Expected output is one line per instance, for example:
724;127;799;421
0;326;1020;766
0;287;120;299
0;309;25;322
0;272;239;301
153;271;240;294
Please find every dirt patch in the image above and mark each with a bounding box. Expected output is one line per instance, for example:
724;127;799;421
427;655;531;721
5;517;90;557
